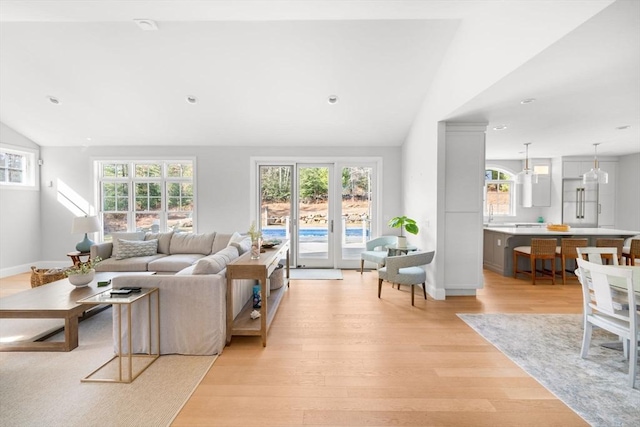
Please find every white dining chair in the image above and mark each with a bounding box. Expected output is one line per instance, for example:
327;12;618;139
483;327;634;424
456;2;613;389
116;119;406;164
576;247;619;266
576;258;639;388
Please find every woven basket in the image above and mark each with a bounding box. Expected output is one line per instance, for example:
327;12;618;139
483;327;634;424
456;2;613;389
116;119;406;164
547;224;570;232
30;266;67;288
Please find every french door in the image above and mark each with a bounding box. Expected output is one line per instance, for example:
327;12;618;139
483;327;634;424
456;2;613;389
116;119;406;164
257;161;377;269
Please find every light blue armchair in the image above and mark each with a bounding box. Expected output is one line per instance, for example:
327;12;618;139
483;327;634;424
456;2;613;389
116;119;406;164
378;251;435;306
360;236;397;274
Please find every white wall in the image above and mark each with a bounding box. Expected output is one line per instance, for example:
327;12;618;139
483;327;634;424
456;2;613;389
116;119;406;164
0;123;41;274
34;145;401;265
617;153;640;231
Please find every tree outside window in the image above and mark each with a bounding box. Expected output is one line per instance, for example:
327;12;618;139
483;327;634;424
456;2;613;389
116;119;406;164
485;169;515;216
98;160;194;238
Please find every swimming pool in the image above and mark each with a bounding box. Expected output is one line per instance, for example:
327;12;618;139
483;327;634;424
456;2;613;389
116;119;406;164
262;227;369;243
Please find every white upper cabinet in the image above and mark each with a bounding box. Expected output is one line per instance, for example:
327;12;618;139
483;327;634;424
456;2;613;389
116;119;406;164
531;159;551;207
562;160;594;178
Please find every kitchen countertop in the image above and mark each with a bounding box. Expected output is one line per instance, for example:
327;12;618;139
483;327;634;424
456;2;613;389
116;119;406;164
483;227;640;236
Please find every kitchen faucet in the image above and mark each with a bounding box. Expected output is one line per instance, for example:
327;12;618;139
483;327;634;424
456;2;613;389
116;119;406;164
488;204;494;223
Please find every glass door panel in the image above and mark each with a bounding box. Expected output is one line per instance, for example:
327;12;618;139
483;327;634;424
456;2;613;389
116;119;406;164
259;165;292;245
297;164;333;267
340;166;373;262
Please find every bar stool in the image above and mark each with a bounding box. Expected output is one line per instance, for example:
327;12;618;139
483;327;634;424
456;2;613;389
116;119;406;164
622;238;640;266
513;238;557;285
555;238;588;284
595;238;624;265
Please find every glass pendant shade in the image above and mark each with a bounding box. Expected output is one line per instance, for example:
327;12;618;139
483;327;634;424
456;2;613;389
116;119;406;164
582;143;608;184
516;169;539;185
516;143;538;184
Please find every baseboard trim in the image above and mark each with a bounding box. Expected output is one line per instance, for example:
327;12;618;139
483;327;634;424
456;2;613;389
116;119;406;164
1;261;68;279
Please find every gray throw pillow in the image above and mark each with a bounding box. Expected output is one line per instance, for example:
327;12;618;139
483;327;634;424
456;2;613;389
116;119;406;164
116;239;158;260
109;231;146;258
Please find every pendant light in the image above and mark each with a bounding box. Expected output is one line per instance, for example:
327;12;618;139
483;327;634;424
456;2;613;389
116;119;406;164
515;143;538;185
583;143;608;184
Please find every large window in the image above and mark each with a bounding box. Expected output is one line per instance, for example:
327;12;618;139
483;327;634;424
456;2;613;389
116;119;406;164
97;160;194;239
0;144;38;189
485;169;514;217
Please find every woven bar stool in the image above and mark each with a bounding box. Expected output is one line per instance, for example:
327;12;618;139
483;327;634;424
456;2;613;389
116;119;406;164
555;238;588;284
513;238;557;285
595;238;624;265
622;238;640;266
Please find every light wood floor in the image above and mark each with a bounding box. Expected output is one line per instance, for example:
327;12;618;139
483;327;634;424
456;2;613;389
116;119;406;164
0;269;588;426
176;269;586;426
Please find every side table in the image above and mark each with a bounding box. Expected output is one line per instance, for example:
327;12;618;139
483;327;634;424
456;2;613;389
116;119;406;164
67;251;90;266
77;287;159;383
386;244;418;256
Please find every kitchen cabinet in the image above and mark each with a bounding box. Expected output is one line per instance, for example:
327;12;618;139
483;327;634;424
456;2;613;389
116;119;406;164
597;161;617;227
531;159;551;207
562;160;594;178
483;229;505;274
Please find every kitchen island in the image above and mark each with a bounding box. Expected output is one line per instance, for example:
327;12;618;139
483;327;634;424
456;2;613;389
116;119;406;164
483;227;640;276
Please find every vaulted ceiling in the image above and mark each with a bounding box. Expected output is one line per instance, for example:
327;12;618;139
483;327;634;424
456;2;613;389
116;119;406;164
1;1;638;159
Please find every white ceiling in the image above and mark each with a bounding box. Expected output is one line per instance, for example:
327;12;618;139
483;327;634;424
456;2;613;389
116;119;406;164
0;0;638;159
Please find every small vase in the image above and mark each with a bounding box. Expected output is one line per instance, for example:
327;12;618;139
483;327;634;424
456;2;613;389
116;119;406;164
252;285;262;309
68;269;95;287
397;236;407;249
250;237;261;259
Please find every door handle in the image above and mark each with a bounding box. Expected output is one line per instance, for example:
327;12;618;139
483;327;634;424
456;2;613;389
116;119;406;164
330;220;334;233
575;189;580;218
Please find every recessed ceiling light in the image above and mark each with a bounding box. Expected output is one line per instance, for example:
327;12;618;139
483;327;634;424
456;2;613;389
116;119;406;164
186;96;197;104
493;125;507;131
47;96;60;105
616;125;631;130
134;19;158;31
327;95;339;104
520;98;536;104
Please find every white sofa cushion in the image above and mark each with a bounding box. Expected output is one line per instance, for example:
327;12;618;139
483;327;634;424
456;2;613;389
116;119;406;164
116;239;158;260
145;231;174;254
193;246;239;274
110;231;146;258
148;253;205;272
170;232;216;255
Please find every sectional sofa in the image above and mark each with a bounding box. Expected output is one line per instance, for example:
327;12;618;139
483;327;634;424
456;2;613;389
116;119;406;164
90;230;254;356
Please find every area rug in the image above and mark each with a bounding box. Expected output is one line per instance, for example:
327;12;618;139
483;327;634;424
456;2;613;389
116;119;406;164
289;269;343;280
458;313;640;427
0;307;217;427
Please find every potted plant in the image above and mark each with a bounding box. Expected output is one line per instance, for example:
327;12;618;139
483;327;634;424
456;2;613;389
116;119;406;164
65;256;102;287
388;216;419;248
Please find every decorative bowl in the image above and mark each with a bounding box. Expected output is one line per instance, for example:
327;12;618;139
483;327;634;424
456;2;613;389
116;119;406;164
67;269;95;287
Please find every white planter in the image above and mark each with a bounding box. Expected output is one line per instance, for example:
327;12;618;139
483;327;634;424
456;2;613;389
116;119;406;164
67;269;95;287
397;236;407;249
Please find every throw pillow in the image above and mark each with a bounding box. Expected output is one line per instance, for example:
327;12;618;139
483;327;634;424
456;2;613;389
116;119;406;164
116;239;158;260
145;230;173;254
109;231;146;258
193;245;239;274
230;237;252;256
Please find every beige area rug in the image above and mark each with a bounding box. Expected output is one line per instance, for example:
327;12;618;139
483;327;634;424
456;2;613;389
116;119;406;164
0;308;217;427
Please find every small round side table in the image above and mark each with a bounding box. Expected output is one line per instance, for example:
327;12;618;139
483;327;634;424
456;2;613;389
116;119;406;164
67;251;90;266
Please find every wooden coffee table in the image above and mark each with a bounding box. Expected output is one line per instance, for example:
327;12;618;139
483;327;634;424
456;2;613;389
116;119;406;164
0;271;153;352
